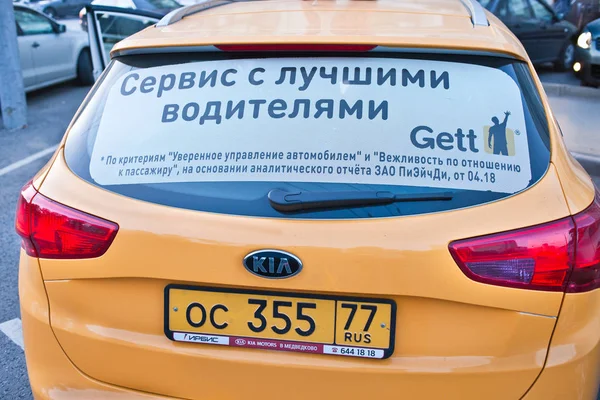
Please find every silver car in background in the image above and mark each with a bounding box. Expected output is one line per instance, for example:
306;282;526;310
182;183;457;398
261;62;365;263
15;4;93;92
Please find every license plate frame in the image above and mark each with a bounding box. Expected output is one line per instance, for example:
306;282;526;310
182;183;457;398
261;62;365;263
164;284;396;359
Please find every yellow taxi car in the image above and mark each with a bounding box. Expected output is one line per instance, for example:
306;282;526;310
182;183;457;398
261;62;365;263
15;0;600;399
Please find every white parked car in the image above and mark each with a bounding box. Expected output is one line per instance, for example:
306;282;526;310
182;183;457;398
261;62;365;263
15;4;93;92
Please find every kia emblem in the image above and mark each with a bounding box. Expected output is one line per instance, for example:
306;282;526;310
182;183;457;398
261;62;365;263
243;250;302;279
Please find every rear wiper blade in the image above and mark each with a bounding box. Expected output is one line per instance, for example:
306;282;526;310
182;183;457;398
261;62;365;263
268;189;453;212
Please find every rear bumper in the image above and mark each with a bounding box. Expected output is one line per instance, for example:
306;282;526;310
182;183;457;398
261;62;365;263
522;291;600;400
20;249;600;400
18;250;174;400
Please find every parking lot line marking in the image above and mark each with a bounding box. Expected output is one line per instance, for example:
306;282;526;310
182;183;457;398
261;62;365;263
0;145;58;178
0;318;24;350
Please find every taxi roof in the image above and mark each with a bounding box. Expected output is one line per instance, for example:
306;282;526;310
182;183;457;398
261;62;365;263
111;0;528;60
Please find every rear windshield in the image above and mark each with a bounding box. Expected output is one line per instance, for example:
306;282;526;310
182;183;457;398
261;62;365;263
64;52;551;219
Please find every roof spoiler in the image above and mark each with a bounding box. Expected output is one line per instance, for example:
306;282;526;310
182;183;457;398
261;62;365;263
157;0;489;28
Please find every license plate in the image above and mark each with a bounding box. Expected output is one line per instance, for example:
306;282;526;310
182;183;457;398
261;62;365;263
165;285;396;359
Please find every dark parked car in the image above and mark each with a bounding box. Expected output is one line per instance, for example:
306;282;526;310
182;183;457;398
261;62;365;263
547;0;600;32
574;17;600;86
29;0;92;19
480;0;578;70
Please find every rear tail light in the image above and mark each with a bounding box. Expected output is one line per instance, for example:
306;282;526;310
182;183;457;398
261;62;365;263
15;182;118;259
449;219;575;291
449;192;600;292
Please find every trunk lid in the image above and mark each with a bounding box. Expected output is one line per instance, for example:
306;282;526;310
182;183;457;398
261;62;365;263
37;151;569;399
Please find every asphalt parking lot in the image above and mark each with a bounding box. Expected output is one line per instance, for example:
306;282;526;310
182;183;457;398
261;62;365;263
0;77;599;398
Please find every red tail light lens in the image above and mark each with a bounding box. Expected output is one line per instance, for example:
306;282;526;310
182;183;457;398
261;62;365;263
15;183;38;257
449;219;575;291
15;182;118;259
568;195;600;293
449;192;600;292
215;44;377;52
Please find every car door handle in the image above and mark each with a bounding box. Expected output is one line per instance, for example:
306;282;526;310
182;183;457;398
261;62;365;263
31;42;40;48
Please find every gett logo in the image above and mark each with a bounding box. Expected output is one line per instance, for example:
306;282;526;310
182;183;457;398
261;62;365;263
483;111;516;157
410;111;516;157
410;126;479;153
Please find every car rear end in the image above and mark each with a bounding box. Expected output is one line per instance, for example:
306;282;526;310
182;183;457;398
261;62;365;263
17;1;600;399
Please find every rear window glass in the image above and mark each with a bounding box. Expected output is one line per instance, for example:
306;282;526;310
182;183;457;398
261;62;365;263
65;52;551;219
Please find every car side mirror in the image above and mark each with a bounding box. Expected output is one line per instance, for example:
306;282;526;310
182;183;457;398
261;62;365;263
55;23;66;33
554;12;565;22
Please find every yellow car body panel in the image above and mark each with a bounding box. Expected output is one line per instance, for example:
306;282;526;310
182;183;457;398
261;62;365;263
40;152;569;316
19;251;173;399
18;0;600;399
25;149;596;399
523;291;600;400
